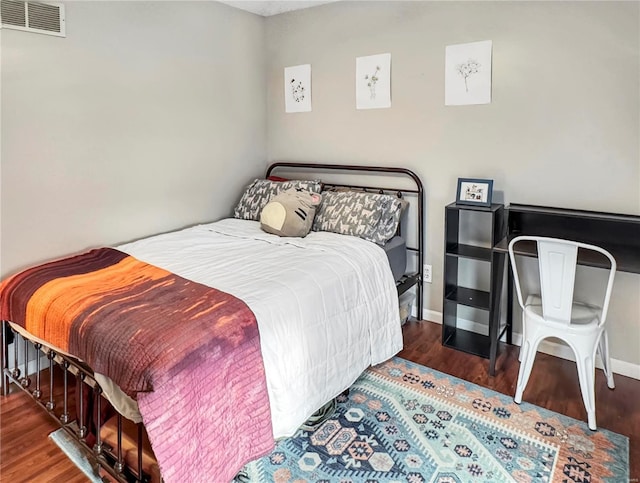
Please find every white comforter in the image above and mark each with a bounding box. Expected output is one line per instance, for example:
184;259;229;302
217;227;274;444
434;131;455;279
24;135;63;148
117;218;402;438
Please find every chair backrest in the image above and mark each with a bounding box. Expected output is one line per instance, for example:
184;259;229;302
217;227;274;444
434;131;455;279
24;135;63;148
508;236;617;325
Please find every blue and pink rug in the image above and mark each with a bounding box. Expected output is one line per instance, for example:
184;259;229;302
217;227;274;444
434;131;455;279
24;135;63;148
241;357;628;482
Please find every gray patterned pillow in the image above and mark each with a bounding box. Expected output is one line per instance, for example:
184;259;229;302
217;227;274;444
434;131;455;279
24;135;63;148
234;179;322;221
312;191;403;245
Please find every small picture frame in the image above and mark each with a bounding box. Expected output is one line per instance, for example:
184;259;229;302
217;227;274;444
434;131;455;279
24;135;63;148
456;178;493;207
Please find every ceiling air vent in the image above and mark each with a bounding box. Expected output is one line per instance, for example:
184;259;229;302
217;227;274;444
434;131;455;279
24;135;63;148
1;0;65;37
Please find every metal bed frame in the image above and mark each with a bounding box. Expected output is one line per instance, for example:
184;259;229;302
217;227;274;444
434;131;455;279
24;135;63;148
1;324;153;482
1;162;424;482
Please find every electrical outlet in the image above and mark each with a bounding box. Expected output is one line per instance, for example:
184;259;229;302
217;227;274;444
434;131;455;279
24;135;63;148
423;264;432;283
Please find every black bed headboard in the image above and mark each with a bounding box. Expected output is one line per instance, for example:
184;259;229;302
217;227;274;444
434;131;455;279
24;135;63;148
266;162;424;319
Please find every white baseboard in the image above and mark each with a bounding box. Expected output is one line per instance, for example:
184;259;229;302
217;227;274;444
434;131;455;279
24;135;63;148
420;308;640;381
422;309;443;325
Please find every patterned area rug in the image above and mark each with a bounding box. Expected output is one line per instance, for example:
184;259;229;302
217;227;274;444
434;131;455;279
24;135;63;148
241;357;628;482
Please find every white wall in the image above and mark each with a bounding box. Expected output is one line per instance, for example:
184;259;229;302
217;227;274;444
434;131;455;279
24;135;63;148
1;1;267;277
265;1;640;364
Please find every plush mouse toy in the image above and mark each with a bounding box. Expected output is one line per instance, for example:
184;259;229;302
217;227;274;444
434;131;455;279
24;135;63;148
260;188;322;237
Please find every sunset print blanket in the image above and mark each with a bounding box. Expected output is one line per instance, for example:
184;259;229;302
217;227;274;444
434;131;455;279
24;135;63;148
0;247;274;482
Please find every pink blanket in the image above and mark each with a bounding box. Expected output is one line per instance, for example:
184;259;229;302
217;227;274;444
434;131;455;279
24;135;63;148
0;247;274;482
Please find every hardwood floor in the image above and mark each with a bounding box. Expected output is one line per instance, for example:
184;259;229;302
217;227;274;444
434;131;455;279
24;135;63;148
1;320;638;482
0;370;89;483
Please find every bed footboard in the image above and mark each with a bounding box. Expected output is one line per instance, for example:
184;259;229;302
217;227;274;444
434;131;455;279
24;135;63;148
1;320;339;483
1;320;159;483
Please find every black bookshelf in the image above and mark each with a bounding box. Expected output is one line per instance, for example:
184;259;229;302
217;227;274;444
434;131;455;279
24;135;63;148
442;202;508;375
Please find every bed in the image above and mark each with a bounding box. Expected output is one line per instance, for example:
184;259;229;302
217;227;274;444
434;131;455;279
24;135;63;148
0;162;424;482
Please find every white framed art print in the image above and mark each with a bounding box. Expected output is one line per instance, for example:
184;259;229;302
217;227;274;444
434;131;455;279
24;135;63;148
356;53;391;110
284;64;311;113
445;40;492;106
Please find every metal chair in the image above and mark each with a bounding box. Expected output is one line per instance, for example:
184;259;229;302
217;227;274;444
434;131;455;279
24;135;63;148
508;236;616;430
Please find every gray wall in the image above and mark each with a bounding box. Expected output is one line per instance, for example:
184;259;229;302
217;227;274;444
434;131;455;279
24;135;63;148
265;1;640;364
1;1;638;367
1;1;267;277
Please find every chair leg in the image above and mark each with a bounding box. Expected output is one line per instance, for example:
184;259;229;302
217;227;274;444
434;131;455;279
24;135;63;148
514;334;540;405
518;322;526;363
598;331;615;390
575;353;597;430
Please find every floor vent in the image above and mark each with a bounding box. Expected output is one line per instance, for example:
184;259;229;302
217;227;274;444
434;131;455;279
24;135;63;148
1;1;65;37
